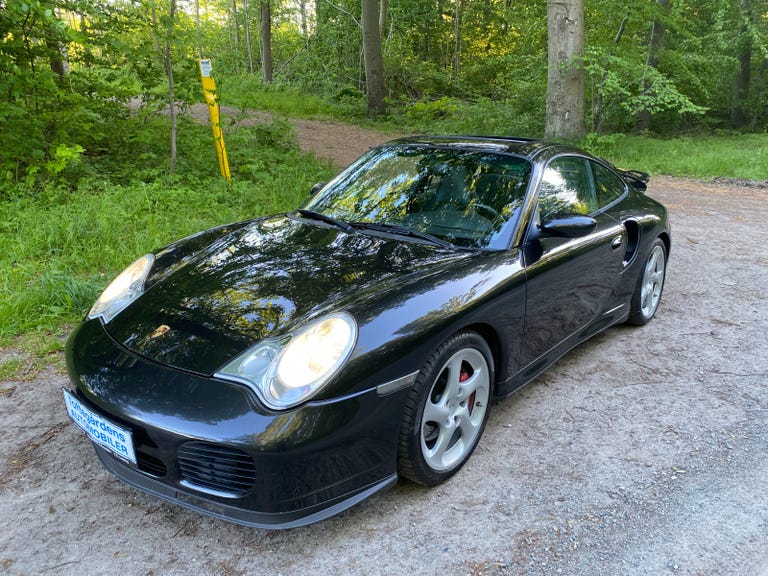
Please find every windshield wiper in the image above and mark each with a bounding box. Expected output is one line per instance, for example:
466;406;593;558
296;209;355;233
350;221;455;249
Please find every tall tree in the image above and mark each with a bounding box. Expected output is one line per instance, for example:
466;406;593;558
361;0;386;116
545;0;585;138
591;13;628;132
453;0;462;81
379;0;387;40
164;0;178;174
244;0;254;73
45;2;69;81
299;0;309;37
194;0;202;57
261;1;273;82
636;0;670;132
231;0;240;45
230;0;240;72
730;0;753;128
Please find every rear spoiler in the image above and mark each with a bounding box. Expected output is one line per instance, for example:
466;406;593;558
617;169;650;193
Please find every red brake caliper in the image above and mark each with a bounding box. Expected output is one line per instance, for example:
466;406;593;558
460;370;476;415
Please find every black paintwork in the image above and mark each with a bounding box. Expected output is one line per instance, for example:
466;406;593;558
65;136;671;528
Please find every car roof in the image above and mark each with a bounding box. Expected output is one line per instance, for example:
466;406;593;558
388;135;589;163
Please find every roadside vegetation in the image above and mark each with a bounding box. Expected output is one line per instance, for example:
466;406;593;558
0;117;336;361
226;80;768;181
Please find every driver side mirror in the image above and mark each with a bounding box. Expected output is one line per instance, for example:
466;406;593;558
540;214;597;238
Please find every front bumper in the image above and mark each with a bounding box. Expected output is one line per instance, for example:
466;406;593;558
65;320;404;528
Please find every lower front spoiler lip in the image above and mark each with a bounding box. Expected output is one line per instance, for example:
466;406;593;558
93;445;397;529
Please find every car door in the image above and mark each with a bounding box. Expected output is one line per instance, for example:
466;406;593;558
519;155;626;368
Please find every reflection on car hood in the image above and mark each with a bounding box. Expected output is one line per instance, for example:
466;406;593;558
105;215;472;375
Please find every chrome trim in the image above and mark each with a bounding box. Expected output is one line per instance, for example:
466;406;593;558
376;370;419;396
602;303;626;316
179;479;243;500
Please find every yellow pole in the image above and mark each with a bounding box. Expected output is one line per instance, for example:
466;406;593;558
198;59;231;181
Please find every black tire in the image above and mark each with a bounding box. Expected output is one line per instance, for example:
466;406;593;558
627;238;667;325
397;331;494;486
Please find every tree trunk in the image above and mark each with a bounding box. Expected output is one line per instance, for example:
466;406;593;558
362;0;386;116
260;1;273;82
593;14;628;132
730;0;753;128
195;0;202;57
379;0;387;41
545;0;585;139
45;5;69;82
165;0;178;175
453;0;461;82
231;0;240;45
79;13;92;67
231;0;240;72
46;37;68;81
636;0;670;132
749;58;766;131
244;0;253;73
299;0;308;36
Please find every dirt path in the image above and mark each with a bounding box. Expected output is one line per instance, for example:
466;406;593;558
188;102;398;168
1;114;767;576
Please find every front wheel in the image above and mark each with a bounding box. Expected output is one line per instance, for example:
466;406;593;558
627;238;667;325
397;331;493;486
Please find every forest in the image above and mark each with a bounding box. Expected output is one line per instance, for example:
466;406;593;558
0;0;767;349
2;0;768;182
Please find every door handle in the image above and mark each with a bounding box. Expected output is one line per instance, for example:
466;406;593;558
611;235;623;249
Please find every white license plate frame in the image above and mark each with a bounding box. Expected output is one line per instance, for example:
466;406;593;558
63;389;137;464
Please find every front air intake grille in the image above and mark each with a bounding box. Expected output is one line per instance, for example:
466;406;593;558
136;451;167;477
177;442;257;497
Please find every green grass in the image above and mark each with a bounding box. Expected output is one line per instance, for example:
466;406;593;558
223;75;365;120
0;357;27;381
0;118;336;345
582;133;768;181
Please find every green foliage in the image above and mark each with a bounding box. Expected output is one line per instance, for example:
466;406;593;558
402;97;460;123
0;116;336;339
583;48;708;133
223;75;362;119
382;97;541;138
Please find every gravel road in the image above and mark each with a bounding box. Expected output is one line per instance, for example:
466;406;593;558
1;115;766;576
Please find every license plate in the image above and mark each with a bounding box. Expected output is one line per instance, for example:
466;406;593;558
63;389;137;464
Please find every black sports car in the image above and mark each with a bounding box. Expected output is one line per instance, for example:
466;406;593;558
64;136;670;528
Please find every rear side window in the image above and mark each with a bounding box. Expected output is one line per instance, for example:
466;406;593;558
591;161;626;209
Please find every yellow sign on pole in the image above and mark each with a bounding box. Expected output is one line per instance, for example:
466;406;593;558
198;59;231;182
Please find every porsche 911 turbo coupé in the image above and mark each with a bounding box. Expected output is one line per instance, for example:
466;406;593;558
64;136;670;528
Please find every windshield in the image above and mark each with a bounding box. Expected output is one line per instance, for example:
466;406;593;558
302;144;532;249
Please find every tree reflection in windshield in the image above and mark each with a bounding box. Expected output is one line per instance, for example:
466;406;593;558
303;145;532;250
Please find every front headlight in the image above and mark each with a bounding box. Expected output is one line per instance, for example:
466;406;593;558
88;254;154;323
215;312;358;410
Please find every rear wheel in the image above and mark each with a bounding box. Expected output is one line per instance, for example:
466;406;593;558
397;331;493;485
627;238;667;325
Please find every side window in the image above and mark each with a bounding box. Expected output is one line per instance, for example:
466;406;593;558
538;157;595;220
591;161;626;209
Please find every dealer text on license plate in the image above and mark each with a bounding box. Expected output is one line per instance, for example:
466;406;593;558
62;389;137;464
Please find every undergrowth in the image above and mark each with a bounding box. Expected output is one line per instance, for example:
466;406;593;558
0;114;336;349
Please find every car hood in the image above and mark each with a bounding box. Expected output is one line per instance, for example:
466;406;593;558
105;214;472;375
